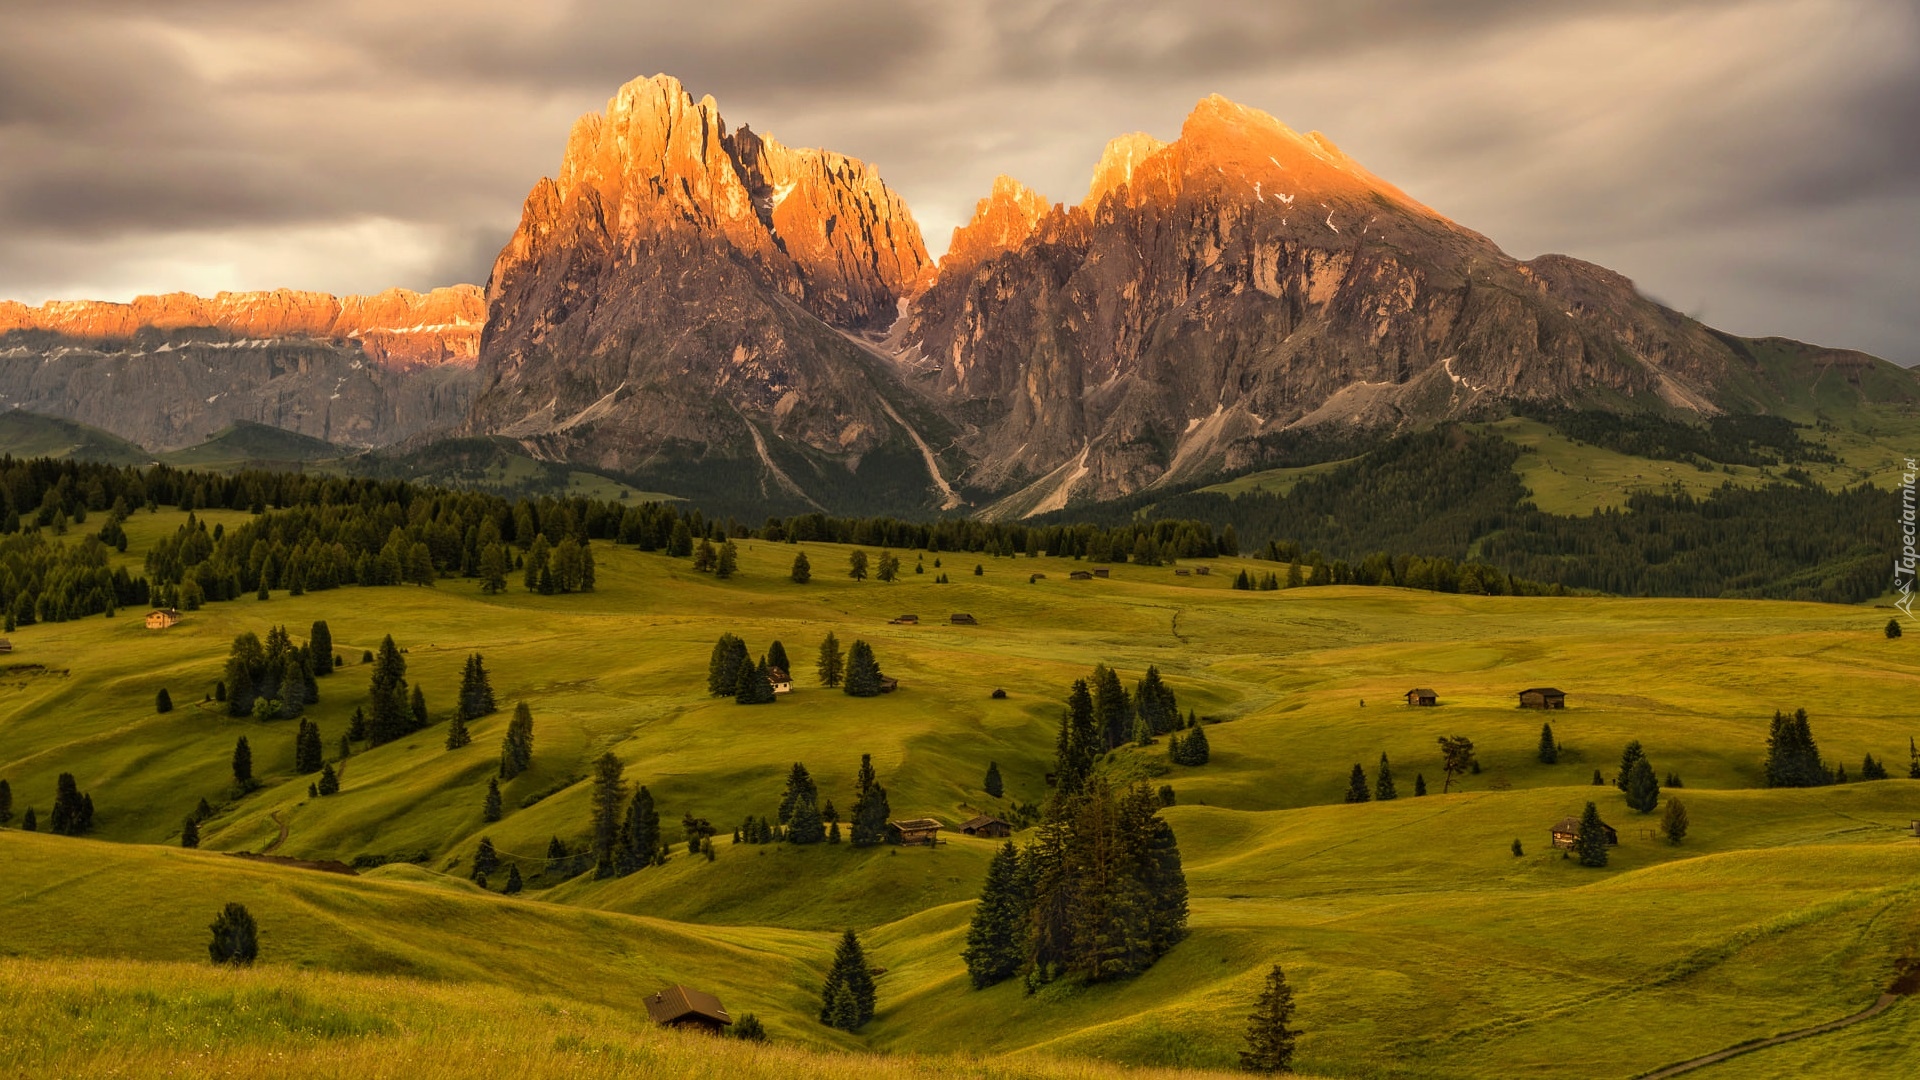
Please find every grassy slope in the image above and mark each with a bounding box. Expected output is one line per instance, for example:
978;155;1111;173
0;409;152;465
3;511;1919;1077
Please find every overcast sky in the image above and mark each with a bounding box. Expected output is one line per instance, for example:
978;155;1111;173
3;0;1915;362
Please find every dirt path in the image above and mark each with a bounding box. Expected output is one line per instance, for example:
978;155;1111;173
263;810;289;853
1637;993;1902;1079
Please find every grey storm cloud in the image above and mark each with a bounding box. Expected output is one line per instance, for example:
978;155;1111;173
0;0;1914;363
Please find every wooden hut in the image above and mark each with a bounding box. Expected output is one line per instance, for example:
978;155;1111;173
1519;688;1567;709
1069;570;1094;580
958;814;1012;839
144;609;182;630
1404;688;1439;707
1174;569;1191;576
950;613;978;625
888;614;920;625
1193;566;1210;576
888;818;943;846
879;676;899;693
1550;816;1618;850
1093;567;1109;578
768;667;792;694
643;985;733;1034
0;638;12;654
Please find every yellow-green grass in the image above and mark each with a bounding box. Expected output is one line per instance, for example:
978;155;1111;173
4;510;1920;1076
1194;457;1360;498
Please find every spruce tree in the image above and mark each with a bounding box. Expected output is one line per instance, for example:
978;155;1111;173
818;929;876;1030
1239;963;1299;1074
294;718;324;774
1616;741;1646;792
483;777;503;822
843;640;883;697
1574;801;1609;867
816;632;844;688
692;537;716;572
1661;796;1689;844
1054;679;1102;794
504;864;524;895
410;685;429;731
708;633;748;696
1861;754;1888;781
1537;722;1558;764
589;752;627;878
735;657;777;705
1625;757;1661;813
714;540;738;579
471;837;499;881
0;779;10;825
767;640;790;677
317;762;339;796
1344;763;1372;803
1414;773;1427;796
500;702;534;779
22;808;35;831
1375;753;1397;800
778;764;818;826
366;636;410;746
984;761;1004;799
1888;618;1903;639
208;903;259;965
1181;719;1210;765
616;785;660;876
346;706;367;742
1909;736;1919;780
789;789;826;844
791;551;812;583
732;1013;767;1041
445;710;471;750
181;816;200;848
847;549;868;581
231;736;253;789
156;688;173;714
1090;665;1132;752
849;754;891;847
458;653;497;721
962;842;1028;988
310;620;333;675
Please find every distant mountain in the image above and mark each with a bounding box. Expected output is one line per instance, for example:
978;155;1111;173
4;76;1914;517
0;286;483;451
0;410;150;466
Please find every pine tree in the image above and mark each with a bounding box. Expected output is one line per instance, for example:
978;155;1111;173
589;752;627;878
1574;801;1609;867
483;777;503;822
231;736;253;789
876;550;899;582
1054;679;1102;794
294;718;323;774
1239;963;1299;1073
181;816;200;848
984;761;1004;799
1862;753;1890;781
1763;708;1826;788
1134;665;1179;735
1375;753;1397;800
963;842;1028;988
691;537;716;573
1616;741;1646;792
445;710;471;750
458;653;497;721
1437;735;1476;793
791;551;812;583
1091;665;1131;752
317;763;339;795
471;837;499;881
1537;722;1558;764
410;685;429;730
156;688;173;713
0;779;10;825
504;864;524;895
21;808;36;831
310;620;333;675
208;903;259;965
1511;838;1524;857
1888;618;1904;639
849;754;891;847
847;549;868;581
346;706;367;742
778;764;818;826
1625;757;1661;813
1414;773;1427;796
843;640;883;697
816;632;844;688
818;929;876;1030
1661;796;1690;844
616;785;660;876
1593;769;1605;785
500;702;535;779
789;789;826;844
708;633;749;696
1909;736;1919;780
1344;763;1371;803
366;635;410;746
712;540;738;579
767;640;790;677
732;1013;767;1041
735;657;777;705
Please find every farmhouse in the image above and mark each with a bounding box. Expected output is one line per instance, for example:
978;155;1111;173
888;818;943;845
1519;688;1567;709
958;814;1011;838
768;667;792;694
144;609;182;630
888;614;919;625
1550;816;1618;850
1093;568;1109;578
643;985;733;1034
1069;570;1093;580
1404;688;1438;707
950;613;978;625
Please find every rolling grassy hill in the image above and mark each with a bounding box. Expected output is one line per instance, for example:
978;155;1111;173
2;511;1917;1077
0;409;152;466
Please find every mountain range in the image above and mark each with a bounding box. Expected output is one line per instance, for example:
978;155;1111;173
4;73;1911;515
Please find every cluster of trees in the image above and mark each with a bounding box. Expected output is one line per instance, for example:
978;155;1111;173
707;634;787;704
963;676;1189;991
1054;665;1189;764
0;529;146;629
1762;710;1907;786
519;534;596;594
221;623;327;719
1518;406;1836;468
32;773;96;836
1166;718;1211;766
1343;754;1404;803
586;753;666;877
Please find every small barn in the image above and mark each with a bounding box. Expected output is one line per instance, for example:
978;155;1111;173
1093;568;1109;578
768;667;792;694
889;614;920;625
1174;569;1191;576
1550;816;1619;850
888;818;943;846
879;676;899;693
1519;688;1567;710
144;609;182;630
1404;688;1439;707
643;985;733;1034
1069;570;1093;580
0;638;12;654
950;613;978;625
958;814;1011;839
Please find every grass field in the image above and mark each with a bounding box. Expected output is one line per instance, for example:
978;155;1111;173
3;510;1918;1078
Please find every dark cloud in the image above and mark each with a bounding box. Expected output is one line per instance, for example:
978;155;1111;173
0;0;1913;363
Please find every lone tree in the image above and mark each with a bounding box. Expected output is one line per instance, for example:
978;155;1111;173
1888;618;1904;639
818;928;877;1031
231;736;254;788
208;903;259;965
848;754;891;847
471;836;499;882
1375;753;1397;801
1574;801;1609;867
791;551;812;584
843;640;884;697
588;752;628;878
483;777;503;822
1239;963;1300;1073
816;632;844;688
445;709;471;750
156;688;173;714
1343;764;1371;803
1624;757;1661;813
1661;796;1690;844
1437;735;1476;793
1537;722;1558;764
847;549;869;581
181;816;200;849
983;761;1004;799
500;702;535;779
309;620;333;675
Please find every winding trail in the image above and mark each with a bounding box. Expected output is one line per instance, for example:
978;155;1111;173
263;810;289;853
1636;993;1903;1079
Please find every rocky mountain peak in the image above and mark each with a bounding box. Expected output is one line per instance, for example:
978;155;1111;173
942;175;1051;274
1083;132;1171;211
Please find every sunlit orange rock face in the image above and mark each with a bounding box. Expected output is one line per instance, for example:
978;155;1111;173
471;73;942;498
940;175;1051;278
0;285;484;368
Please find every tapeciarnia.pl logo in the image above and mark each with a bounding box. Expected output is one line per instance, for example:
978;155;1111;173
1898;457;1916;618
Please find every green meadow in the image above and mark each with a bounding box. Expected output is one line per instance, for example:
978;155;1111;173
2;510;1917;1078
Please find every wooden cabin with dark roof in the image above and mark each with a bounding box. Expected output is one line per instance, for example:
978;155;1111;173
1404;688;1438;707
950;613;978;625
888;818;943;845
1519;688;1567;709
144;608;182;630
1550;816;1618;850
768;667;792;694
644;985;733;1034
958;814;1011;839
